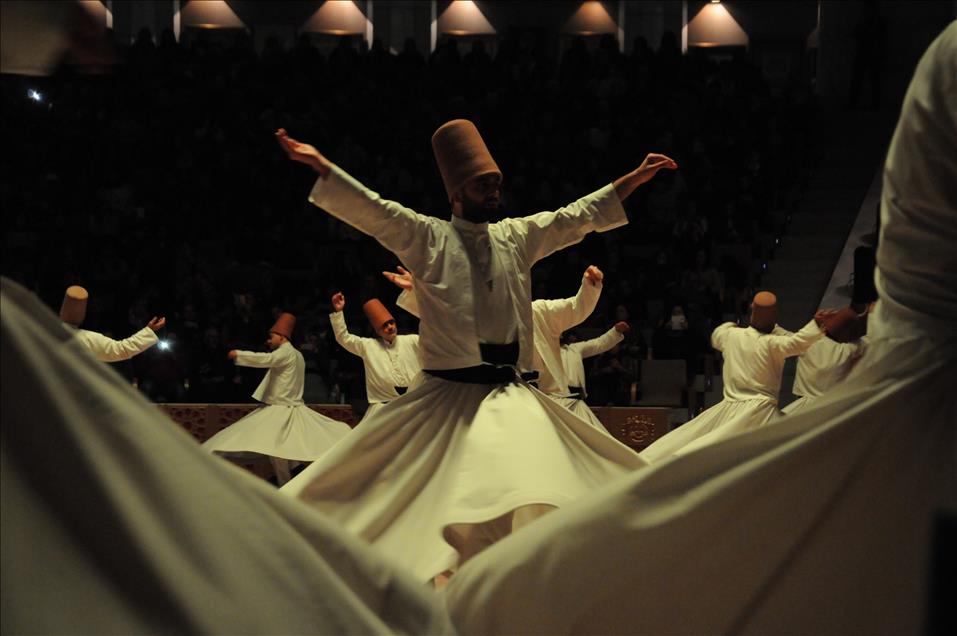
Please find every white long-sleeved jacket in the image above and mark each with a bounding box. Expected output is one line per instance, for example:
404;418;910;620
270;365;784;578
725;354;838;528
329;311;421;403
234;341;305;406
711;320;825;403
72;326;158;362
561;326;625;398
530;274;602;394
792;336;868;399
308;164;627;373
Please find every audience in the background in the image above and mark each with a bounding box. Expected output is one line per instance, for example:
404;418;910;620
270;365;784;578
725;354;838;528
0;27;815;406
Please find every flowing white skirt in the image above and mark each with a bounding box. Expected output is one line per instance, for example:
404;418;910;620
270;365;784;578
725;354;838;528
550;395;609;432
282;372;646;581
782;395;812;415
362;401;388;422
1;277;452;635
202;403;351;461
444;333;957;635
639;397;781;463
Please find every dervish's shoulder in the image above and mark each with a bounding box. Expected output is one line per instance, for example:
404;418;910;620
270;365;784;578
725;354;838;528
489;216;526;237
281;343;303;362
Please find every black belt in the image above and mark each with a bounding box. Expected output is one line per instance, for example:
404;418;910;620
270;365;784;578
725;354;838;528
426;365;516;384
394;386;407;395
479;342;519;366
425;367;540;385
568;385;584;399
425;342;538;385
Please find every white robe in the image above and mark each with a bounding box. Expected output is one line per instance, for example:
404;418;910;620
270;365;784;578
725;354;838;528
443;23;957;635
640;320;824;462
0;277;452;635
531;273;601;395
556;326;625;428
405;280;614;433
783;336;868;415
304;164;627;373
330;311;421;420
202;341;351;461
71;325;157;361
282;164;645;581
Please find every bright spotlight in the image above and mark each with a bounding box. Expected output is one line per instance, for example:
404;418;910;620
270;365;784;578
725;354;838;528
27;89;43;103
158;340;171;351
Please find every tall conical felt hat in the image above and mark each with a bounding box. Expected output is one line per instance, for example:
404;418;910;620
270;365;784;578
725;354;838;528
363;299;394;331
269;312;296;339
750;291;778;332
60;285;89;326
431;119;502;201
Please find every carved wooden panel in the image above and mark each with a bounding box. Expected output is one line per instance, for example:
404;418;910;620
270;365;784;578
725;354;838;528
591;407;671;452
157;403;357;444
162;405;208;442
309;404;357;427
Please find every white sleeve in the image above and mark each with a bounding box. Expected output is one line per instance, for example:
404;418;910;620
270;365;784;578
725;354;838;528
329;311;367;357
308;164;438;272
766;320;826;358
710;322;737;352
234;348;289;369
570;326;624;359
77;327;158;362
534;276;602;336
396;289;420;318
501;184;627;265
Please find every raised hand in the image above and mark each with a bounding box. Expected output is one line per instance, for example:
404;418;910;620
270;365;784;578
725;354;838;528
817;307;868;342
275;128;329;176
633;153;678;186
615;321;630;333
584;265;604;285
332;292;346;312
382;266;414;291
147;316;166;331
614;153;678;202
227;350;238;361
814;308;840;328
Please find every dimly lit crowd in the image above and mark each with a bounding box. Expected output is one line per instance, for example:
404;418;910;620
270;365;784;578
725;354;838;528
0;25;816;406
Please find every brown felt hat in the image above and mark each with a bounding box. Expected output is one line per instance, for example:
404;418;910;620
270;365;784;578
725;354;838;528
60;285;89;326
431;119;502;201
750;291;778;332
269;312;296;339
363;299;394;331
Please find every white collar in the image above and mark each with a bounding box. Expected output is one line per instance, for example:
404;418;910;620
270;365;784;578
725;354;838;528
451;215;489;234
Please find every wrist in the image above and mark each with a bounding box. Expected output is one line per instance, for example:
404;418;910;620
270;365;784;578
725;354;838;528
614;169;642;202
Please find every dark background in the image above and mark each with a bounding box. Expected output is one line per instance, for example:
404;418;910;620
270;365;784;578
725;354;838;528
1;1;951;407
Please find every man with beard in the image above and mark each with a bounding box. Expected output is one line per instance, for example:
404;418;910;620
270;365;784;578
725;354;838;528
276;120;675;582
